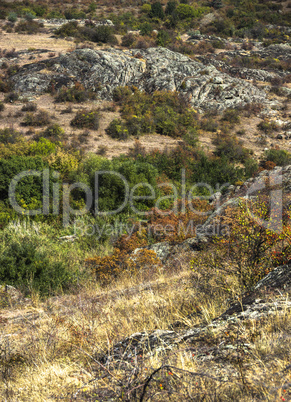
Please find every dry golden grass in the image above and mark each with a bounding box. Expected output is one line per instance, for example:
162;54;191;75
1;256;290;401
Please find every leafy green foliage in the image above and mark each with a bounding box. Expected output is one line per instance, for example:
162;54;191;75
0;155;47;203
0;238;74;296
107;87;197;139
0;128;20;145
264;149;291;167
70;109;100;130
55;83;96;103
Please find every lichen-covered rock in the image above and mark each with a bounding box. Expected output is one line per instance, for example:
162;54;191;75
11;47;267;111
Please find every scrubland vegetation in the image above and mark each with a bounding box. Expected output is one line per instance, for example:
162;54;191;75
0;0;291;399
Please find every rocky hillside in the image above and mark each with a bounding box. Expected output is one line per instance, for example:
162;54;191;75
10;47;268;111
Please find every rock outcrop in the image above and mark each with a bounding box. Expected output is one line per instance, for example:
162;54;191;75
102;263;291;364
11;47;267;111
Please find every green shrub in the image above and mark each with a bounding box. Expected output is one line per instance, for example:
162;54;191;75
55;84;96;103
22;110;51;127
64;8;86;20
0;128;21;144
55;21;79;37
257;119;279;134
92;25;118;44
165;1;177;15
0;102;4;112
121;33;136;47
139;22;153;36
156;30;170;46
109;88;197;139
106;119;129;140
112;86;132;103
221;109;240;124
0;155;48;203
15;20;42;34
70;109;100;129
213;133;250;162
7;12;17;23
0;238;74;296
150;2;164;19
42;124;65;142
264;149;291;166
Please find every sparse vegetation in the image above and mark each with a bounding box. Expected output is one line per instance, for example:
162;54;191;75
0;0;290;399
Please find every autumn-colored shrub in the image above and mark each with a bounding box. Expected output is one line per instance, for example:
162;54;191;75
147;199;212;243
85;248;161;284
208;199;291;290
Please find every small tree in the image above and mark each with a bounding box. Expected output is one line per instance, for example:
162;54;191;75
150;2;165;19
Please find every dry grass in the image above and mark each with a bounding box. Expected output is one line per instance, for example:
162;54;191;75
1;256;291;401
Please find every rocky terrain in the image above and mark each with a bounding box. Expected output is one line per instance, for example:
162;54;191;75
10;47;268;112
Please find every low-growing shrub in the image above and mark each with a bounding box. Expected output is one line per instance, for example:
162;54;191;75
106;119;130;140
42;124;65;142
21;103;37;112
264;149;291;166
121;33;136;47
0;102;4;112
213;133;251;162
0;128;21;144
22;110;51;126
55;84;96;103
7;12;17;23
0;238;75;296
4;92;19;103
257;119;279;134
15;20;42;34
70;109;100;130
221;109;240;124
108;87;197;139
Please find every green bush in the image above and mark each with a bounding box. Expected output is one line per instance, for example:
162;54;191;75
22;110;51;127
106;119;129;140
42;124;65;142
0;155;48;203
257;119;279;134
0;128;21;144
139;22;153;36
70;109;100;129
55;21;79;37
213;133;250;162
55;84;96;103
121;33;136;47
15;20;42;34
91;26;117;44
108;88;197;139
0;102;4;112
150;2;164;19
7;12;17;23
0;238;74;296
221;109;240;124
156;30;170;46
64;8;86;20
264;149;291;166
